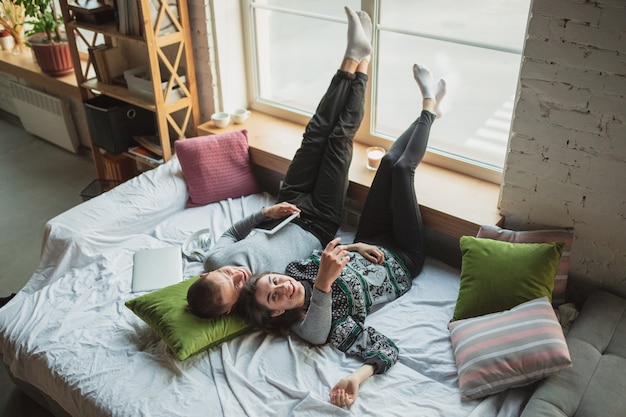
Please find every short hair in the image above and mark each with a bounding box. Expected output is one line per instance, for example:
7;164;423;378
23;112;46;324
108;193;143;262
186;275;226;319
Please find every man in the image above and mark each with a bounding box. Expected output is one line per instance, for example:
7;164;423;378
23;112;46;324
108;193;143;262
187;6;373;319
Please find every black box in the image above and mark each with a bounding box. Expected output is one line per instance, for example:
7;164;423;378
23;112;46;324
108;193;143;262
84;95;154;154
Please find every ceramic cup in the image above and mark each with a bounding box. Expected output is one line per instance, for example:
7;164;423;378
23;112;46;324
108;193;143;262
211;112;231;128
366;146;386;171
0;35;14;51
231;108;250;124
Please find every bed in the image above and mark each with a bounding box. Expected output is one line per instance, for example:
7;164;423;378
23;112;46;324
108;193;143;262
1;152;548;417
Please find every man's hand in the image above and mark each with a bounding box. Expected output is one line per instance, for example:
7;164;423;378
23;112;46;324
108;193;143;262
345;242;385;264
262;202;300;219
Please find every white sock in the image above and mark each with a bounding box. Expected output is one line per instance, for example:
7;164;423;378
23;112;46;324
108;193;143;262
344;7;372;63
434;78;447;118
356;10;372;62
413;63;435;99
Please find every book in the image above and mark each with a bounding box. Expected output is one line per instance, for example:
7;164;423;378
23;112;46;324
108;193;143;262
128;146;164;165
116;0;141;36
87;44;109;82
101;47;125;80
89;45;126;84
132;135;162;156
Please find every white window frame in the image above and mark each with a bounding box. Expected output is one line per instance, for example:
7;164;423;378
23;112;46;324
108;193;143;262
209;0;528;184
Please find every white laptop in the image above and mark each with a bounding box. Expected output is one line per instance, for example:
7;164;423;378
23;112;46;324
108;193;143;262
132;246;183;293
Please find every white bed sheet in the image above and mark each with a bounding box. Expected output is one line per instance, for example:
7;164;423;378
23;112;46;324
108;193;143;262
0;157;528;417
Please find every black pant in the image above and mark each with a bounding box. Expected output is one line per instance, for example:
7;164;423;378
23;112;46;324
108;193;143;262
355;110;436;277
278;70;367;245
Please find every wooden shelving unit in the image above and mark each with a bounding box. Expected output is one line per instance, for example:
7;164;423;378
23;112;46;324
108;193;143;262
59;0;200;181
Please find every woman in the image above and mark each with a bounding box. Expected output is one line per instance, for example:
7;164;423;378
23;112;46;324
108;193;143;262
239;64;446;408
187;6;373;318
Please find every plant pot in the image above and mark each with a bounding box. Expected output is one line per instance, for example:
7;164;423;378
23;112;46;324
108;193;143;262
27;33;74;77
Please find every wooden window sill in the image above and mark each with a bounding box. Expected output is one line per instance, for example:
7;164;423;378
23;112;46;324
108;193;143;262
198;111;504;238
0;49;80;98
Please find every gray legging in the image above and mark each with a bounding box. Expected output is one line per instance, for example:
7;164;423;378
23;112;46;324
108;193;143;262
277;70;367;246
355;110;435;277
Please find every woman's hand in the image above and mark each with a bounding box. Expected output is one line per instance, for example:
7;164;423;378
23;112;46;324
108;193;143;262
345;242;385;264
329;375;359;408
329;364;375;408
314;238;350;293
262;202;300;219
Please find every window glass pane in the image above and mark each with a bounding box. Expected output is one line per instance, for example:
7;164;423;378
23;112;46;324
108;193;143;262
376;32;521;168
380;0;529;51
246;0;531;172
253;0;360;19
253;8;345;112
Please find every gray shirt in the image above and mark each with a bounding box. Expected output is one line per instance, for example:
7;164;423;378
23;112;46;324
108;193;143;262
292;286;332;345
203;210;322;275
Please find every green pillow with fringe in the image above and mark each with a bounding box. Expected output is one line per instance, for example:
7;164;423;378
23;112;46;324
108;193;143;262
126;276;250;360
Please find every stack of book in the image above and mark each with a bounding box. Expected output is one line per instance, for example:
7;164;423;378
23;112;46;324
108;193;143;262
116;0;143;36
115;0;180;37
128;135;164;165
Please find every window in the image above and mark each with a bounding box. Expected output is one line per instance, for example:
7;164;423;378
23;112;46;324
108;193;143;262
239;0;531;182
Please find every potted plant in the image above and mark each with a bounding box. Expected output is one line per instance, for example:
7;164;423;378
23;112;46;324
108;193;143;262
16;0;73;76
0;0;25;53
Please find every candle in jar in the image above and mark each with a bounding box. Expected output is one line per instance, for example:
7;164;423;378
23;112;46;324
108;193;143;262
366;147;386;171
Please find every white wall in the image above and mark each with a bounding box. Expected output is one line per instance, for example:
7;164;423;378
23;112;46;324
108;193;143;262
502;0;626;298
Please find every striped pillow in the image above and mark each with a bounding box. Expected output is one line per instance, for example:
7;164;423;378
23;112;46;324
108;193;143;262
476;226;574;306
448;297;571;400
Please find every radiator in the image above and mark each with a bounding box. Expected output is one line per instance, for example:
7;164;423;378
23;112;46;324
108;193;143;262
341;198;362;228
9;82;79;153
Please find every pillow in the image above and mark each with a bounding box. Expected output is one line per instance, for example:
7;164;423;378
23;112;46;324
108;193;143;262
125;276;250;360
452;236;564;321
477;225;574;306
449;297;571;400
174;130;261;208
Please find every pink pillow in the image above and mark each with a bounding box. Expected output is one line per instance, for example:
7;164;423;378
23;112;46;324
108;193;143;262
476;225;574;306
175;130;261;207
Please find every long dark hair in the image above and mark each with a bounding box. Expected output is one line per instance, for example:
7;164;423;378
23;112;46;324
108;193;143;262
238;272;307;337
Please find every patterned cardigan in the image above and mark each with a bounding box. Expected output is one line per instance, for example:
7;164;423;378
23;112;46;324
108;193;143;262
285;247;412;374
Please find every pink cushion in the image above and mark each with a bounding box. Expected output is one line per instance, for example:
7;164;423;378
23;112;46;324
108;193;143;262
175;130;261;207
476;225;574;306
449;297;571;400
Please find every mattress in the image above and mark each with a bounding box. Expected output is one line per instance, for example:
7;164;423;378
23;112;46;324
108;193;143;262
0;157;529;417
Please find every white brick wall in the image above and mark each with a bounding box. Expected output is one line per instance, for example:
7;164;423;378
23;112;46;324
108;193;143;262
501;0;626;297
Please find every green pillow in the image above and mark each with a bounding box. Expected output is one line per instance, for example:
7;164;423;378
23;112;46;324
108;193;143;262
451;236;564;322
125;276;250;360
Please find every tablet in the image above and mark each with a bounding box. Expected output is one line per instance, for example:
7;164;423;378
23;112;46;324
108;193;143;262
254;211;299;235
